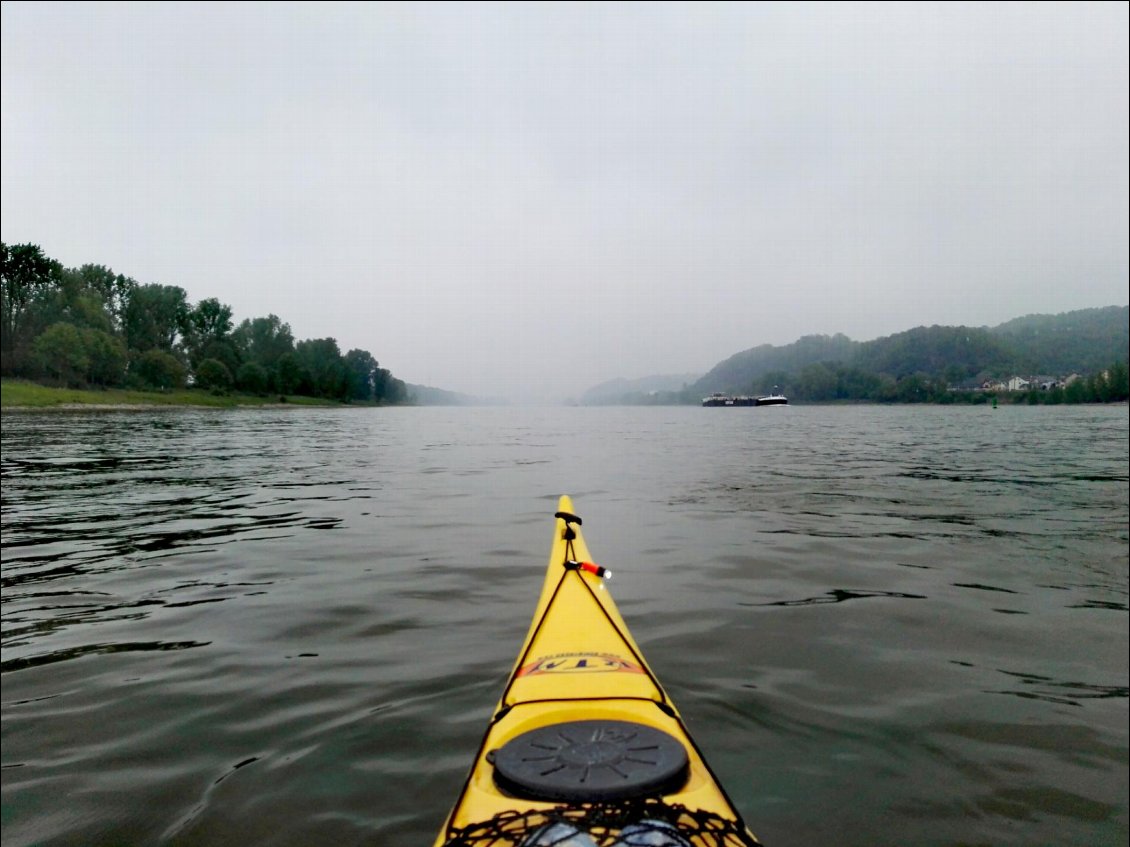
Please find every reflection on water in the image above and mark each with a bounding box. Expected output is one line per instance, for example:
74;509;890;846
750;588;927;606
989;669;1129;707
1;640;211;673
1;405;1127;847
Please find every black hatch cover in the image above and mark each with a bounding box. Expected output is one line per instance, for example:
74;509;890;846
491;720;689;802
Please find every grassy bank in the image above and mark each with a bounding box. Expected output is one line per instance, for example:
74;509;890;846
1;379;339;409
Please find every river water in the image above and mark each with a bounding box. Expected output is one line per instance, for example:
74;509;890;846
1;404;1127;847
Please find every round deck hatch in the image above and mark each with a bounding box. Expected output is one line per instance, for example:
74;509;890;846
491;720;689;802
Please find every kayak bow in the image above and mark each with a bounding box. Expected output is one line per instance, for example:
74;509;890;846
435;496;759;846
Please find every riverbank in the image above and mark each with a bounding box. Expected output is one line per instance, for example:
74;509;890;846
0;379;340;410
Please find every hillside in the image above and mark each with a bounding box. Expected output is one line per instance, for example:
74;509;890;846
691;306;1127;397
582;306;1128;404
694;333;858;395
989;306;1129;374
851;326;1017;380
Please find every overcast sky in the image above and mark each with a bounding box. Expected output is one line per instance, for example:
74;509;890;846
2;2;1127;400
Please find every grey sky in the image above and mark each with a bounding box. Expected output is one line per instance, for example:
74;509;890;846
2;2;1127;400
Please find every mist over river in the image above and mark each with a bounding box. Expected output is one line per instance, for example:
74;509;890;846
2;404;1127;847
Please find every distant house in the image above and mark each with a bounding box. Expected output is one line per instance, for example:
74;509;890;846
1007;376;1030;391
981;379;1006;392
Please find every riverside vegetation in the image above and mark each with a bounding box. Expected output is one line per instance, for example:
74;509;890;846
582;308;1129;406
1;242;407;406
4;241;1126;410
0;380;337;409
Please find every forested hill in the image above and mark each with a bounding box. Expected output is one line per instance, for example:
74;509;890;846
1;242;407;403
688;306;1128;402
989;307;1130;374
693;333;860;395
582;306;1127;405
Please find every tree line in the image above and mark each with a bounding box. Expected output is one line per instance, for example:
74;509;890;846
1;242;406;403
742;361;1130;404
620;361;1128;406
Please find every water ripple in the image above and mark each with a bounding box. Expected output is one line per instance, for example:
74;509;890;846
1;405;1127;847
1;640;211;673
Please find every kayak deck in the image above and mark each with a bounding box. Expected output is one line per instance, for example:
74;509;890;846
435;496;759;846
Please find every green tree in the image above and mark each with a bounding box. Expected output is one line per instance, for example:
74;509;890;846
344;348;378;401
1063;378;1090;404
1087;362;1130;403
82;329;128;386
50;265;135;335
894;373;937;403
838;367;881;399
232;314;297;391
1087;372;1106;402
134;349;186;390
870;374;898;402
193;338;240;379
32;322;89;386
195;358;233;392
295;337;348;398
2;242;63;375
275;352;303;395
123;284;189;354
236;361;270;395
38;268;115;334
71;264;135;332
379;372;407;404
233;314;293;364
184;298;234;368
188;297;233;339
1106;361;1129;402
795;362;838;400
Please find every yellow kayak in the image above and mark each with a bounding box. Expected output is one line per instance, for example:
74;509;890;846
435;496;760;846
